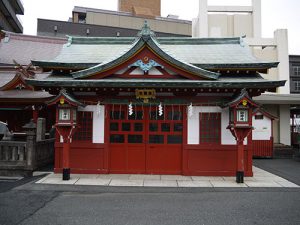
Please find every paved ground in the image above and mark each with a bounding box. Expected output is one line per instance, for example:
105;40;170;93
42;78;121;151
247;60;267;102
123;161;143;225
0;158;299;225
36;166;299;188
254;158;300;185
0;176;35;193
1;183;300;225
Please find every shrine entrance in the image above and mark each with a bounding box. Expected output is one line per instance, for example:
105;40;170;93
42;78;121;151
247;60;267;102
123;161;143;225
108;105;184;174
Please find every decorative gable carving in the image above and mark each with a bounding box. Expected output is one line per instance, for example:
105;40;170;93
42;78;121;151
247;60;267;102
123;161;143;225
128;59;163;74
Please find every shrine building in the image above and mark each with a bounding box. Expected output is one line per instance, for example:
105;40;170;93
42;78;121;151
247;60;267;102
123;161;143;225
26;22;285;181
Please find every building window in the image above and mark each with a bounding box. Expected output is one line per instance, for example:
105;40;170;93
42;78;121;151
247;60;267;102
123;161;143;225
73;111;93;140
199;113;221;144
293;66;300;76
255;114;264;120
295;81;300;91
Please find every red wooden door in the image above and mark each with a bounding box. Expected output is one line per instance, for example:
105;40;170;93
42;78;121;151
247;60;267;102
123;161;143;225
109;106;146;173
108;105;183;174
146;106;183;174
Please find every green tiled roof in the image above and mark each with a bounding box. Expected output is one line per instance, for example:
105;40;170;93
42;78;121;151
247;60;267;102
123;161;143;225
71;30;219;80
32;26;278;71
28;22;284;92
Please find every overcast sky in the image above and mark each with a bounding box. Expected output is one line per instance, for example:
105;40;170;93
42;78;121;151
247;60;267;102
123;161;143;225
19;0;300;54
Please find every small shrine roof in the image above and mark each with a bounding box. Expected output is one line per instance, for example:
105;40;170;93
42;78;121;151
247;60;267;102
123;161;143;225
0;31;66;66
222;88;260;108
0;90;53;100
0;70;50;89
46;89;84;107
253;108;278;120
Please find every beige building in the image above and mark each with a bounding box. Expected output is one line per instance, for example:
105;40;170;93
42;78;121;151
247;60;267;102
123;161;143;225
193;0;292;146
71;1;191;37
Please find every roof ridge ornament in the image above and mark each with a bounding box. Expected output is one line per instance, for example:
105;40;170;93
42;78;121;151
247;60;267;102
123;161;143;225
13;60;36;79
138;20;156;40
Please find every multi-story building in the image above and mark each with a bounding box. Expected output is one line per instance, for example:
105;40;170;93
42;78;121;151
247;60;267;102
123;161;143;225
289;55;300;146
0;0;24;33
290;55;300;94
37;0;191;38
193;0;294;149
117;0;161;17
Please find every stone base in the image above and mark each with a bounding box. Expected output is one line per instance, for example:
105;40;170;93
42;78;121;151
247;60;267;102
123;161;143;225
236;171;244;183
62;168;70;180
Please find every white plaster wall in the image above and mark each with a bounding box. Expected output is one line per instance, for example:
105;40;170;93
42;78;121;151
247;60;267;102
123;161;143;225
275;29;290;94
279;105;291;145
79;105;105;143
252;114;272;140
187;106;235;145
221;108;237;145
262;105;279;143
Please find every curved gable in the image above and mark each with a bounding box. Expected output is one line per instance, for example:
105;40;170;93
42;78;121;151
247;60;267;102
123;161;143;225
71;22;219;81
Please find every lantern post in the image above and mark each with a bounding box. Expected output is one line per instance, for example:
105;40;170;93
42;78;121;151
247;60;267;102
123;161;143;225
226;89;258;183
46;89;84;180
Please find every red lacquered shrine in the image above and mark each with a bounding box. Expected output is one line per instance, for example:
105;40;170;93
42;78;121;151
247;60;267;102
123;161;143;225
27;22;285;180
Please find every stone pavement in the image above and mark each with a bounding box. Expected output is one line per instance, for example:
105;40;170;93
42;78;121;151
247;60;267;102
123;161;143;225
35;166;299;188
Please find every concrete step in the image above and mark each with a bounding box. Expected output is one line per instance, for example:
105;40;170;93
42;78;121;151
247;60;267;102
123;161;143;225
273;144;297;158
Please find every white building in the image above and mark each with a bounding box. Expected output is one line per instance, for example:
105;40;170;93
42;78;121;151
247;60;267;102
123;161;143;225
193;0;292;146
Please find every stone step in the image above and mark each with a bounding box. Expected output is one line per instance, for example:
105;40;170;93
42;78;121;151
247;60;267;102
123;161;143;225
273;145;297;158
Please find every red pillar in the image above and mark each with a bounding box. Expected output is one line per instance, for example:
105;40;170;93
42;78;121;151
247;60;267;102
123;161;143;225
62;140;70;180
236;139;244;183
32;109;38;123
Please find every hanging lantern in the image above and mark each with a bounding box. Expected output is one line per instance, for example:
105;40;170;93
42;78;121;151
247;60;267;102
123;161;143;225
128;102;133;115
188;103;193;118
158;102;163;116
96;101;101;117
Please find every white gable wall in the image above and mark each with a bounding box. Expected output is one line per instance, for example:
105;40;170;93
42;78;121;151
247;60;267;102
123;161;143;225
252;114;272;140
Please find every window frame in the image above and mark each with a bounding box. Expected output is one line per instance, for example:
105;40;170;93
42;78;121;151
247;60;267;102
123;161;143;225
293;65;300;76
73;111;93;141
199;112;221;144
295;81;300;91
